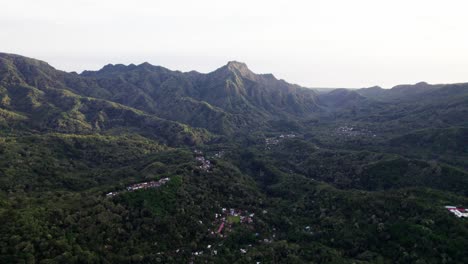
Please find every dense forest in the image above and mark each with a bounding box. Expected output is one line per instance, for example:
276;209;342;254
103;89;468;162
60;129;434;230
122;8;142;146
0;53;467;263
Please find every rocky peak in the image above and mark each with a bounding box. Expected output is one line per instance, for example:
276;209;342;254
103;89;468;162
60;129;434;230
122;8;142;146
211;61;257;80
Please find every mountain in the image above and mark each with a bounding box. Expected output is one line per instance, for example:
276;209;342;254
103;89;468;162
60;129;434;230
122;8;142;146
3;52;466;135
198;61;320;116
0;53;211;146
1;52;468;263
79;60;321;133
0;53;321;134
312;82;468;135
318;88;367;108
357;82;448;102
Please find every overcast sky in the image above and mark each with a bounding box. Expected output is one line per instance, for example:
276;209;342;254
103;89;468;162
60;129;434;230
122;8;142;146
2;0;468;88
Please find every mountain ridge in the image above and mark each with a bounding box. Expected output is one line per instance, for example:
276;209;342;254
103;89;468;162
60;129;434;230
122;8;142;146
1;52;467;136
0;53;323;134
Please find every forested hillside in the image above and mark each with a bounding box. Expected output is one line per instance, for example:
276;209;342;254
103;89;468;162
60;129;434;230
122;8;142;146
0;53;467;263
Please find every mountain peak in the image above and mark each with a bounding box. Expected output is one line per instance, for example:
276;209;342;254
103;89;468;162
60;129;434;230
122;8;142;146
0;52;55;71
100;63;129;72
226;61;248;70
213;60;257;80
392;81;432;91
138;62;153;68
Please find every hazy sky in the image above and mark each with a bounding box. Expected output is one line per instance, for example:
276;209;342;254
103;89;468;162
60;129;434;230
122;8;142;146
2;0;468;88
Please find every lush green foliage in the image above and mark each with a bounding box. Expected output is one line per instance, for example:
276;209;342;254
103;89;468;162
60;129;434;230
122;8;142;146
0;53;467;263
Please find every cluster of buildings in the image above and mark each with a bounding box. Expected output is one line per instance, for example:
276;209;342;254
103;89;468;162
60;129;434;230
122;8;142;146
335;125;376;138
106;177;170;197
279;133;296;139
126;177;170;191
194;150;212;171
208;208;255;238
265;133;297;148
265;137;280;146
445;206;468;218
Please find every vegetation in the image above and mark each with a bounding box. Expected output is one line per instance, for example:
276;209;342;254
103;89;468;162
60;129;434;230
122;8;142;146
0;52;467;263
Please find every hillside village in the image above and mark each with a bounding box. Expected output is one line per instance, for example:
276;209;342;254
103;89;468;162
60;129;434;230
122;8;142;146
106;177;170;197
184;207;259;259
194;150;212;171
265;133;297;149
334;125;376;138
208;208;255;238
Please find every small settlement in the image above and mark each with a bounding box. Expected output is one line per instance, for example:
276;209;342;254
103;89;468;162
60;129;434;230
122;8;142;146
334;125;376;138
445;206;468;218
106;177;170;197
194;150;212;171
265;133;297;149
188;208;277;259
208;208;255;238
